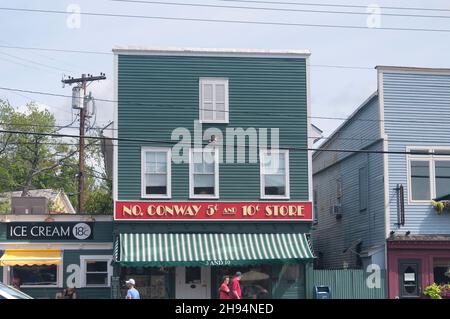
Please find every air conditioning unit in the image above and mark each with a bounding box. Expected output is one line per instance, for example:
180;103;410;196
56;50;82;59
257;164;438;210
331;204;343;219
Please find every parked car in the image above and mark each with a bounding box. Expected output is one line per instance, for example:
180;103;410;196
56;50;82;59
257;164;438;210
0;283;33;299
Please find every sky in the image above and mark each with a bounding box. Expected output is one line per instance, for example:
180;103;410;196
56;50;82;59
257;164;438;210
1;0;450;140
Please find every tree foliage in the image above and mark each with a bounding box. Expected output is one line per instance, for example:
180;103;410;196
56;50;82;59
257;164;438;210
0;100;112;214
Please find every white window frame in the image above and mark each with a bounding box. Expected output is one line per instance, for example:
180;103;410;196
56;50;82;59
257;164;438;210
199;77;229;124
260;149;290;199
141;147;172;199
189;148;220;199
406;146;450;204
80;255;113;288
3;263;63;288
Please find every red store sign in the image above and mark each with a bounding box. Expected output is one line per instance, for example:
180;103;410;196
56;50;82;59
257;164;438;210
115;201;312;221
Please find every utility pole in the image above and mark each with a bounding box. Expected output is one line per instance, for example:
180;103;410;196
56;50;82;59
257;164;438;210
62;73;106;214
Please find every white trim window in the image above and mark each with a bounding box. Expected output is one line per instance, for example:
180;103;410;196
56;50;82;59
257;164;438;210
199;78;229;123
260;149;290;199
189;148;219;198
4;264;63;288
80;255;113;288
141;147;171;198
407;147;450;203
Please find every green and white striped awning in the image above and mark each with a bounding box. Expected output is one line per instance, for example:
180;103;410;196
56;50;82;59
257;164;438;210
117;233;314;267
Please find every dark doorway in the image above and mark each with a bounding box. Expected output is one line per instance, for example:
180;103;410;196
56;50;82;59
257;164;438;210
398;260;421;298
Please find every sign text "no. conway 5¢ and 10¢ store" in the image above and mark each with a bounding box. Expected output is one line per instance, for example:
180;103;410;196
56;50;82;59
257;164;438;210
115;202;312;221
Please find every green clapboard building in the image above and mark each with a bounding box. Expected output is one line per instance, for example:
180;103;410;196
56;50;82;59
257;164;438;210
112;47;316;299
0;214;113;299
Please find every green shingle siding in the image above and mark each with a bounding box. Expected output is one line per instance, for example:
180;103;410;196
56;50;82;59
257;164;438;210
117;55;309;201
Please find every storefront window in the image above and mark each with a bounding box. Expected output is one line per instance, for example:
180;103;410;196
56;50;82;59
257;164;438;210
433;258;450;285
216;265;271;299
10;265;58;287
120;267;171;299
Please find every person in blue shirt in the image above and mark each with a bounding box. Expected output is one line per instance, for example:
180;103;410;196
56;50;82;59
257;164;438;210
125;279;140;299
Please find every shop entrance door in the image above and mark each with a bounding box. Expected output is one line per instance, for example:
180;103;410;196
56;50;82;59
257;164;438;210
175;267;211;299
398;259;421;298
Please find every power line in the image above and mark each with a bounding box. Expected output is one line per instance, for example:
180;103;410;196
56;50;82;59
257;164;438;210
0;128;444;156
0;44;111;56
111;0;450;20
2;119;449;146
0;39;83;72
2;86;450;127
0;50;72;73
1;7;450;33
218;0;450;13
0;45;375;71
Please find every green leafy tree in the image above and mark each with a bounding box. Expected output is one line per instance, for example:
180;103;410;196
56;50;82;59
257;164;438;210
0;100;112;214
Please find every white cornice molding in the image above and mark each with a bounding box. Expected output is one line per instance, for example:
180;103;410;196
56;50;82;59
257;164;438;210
112;46;311;58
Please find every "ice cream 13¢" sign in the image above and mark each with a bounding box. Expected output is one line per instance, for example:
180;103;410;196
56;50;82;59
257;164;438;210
114;201;312;221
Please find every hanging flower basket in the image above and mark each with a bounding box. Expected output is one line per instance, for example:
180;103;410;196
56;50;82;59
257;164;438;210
440;285;450;298
431;200;450;215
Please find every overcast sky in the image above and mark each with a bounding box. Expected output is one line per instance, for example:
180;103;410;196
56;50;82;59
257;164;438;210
1;0;449;139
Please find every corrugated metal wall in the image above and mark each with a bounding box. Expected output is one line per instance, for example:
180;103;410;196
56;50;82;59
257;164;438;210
310;269;386;299
383;71;450;234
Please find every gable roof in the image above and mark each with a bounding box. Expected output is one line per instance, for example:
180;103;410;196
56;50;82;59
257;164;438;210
313;91;379;158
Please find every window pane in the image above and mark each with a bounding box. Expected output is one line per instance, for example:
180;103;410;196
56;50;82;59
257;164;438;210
203;84;213;101
146;174;166;186
264;175;286;196
410;161;430;200
155;152;167;173
204;161;215;174
435;161;450;198
145;152;156;173
146;174;167;195
11;265;57;286
433;258;450;285
86;273;108;286
86;261;108;272
193;151;215;173
409;149;430;155
265;174;285;187
263;153;285;173
203;108;213;121
146;151;167;174
215;84;225;102
265;186;286;196
215;103;226;121
194;174;214;187
193;151;204;173
194;175;215;195
434;150;450;156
